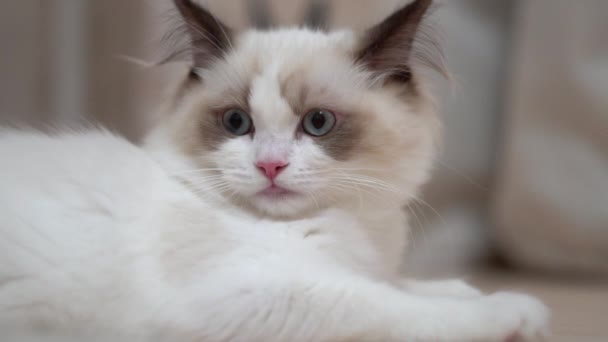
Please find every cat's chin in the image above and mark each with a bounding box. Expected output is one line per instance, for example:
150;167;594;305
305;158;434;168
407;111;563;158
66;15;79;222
257;185;298;198
248;187;316;218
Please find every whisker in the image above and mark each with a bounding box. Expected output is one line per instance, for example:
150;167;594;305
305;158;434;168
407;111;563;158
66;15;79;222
434;159;488;191
331;175;400;195
406;201;431;251
174;168;225;174
333;180;399;207
306;191;321;212
181;176;225;183
409;196;445;227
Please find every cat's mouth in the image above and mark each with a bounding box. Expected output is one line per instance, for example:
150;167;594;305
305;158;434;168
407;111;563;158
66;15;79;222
257;184;298;199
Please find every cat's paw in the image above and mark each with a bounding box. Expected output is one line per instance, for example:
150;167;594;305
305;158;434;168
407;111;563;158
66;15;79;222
479;292;550;342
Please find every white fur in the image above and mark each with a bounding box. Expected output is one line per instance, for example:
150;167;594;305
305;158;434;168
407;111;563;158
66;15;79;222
0;28;548;341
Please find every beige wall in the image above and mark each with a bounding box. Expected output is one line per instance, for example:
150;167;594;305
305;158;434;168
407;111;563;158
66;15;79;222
0;0;154;139
0;1;49;126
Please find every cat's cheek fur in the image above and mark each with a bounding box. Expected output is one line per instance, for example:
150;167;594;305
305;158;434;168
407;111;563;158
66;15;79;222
207;138;263;197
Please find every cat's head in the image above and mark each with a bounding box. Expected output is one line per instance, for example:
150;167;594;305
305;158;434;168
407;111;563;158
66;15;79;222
149;0;441;218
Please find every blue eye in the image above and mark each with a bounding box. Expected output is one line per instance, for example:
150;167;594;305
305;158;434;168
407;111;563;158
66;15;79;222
302;109;336;137
223;109;252;136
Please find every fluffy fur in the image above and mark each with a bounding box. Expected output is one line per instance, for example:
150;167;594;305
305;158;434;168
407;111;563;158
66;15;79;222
0;0;548;340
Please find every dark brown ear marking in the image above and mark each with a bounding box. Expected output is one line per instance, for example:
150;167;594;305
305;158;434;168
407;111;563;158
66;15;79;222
356;0;433;83
173;0;233;69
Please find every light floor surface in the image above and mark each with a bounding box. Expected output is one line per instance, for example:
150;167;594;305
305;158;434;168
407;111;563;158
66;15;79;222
472;269;608;342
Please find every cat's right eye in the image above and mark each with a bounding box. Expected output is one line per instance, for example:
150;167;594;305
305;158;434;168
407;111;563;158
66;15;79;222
222;109;253;136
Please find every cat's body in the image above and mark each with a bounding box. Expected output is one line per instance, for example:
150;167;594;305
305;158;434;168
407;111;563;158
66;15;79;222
0;0;548;340
0;131;355;335
0;130;404;340
0;130;546;341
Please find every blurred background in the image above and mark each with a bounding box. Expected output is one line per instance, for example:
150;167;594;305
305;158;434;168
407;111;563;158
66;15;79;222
1;1;607;340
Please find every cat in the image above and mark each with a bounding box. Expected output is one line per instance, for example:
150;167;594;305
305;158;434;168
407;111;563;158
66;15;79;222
0;0;549;341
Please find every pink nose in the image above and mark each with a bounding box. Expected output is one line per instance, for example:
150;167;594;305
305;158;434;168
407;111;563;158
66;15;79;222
256;160;288;180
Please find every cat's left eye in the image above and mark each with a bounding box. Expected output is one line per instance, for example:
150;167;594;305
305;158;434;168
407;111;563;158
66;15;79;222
302;109;336;137
222;109;253;136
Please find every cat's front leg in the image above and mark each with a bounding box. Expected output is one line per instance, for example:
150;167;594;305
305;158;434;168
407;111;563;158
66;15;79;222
174;269;548;341
399;278;483;298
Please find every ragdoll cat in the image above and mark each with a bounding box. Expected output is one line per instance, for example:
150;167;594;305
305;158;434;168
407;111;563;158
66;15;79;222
0;0;549;340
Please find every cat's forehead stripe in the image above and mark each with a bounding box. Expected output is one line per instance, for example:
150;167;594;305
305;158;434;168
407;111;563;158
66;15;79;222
279;70;309;117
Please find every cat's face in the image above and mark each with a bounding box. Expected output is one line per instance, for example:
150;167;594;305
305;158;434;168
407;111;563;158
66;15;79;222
154;0;440;218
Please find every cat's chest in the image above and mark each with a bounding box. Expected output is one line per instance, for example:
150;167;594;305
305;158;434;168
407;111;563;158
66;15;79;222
206;210;381;273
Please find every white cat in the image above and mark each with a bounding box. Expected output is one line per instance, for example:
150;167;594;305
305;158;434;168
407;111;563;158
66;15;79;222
0;0;549;341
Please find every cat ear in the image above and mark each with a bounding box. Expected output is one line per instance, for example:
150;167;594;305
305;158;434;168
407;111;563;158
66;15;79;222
173;0;233;69
356;0;433;83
